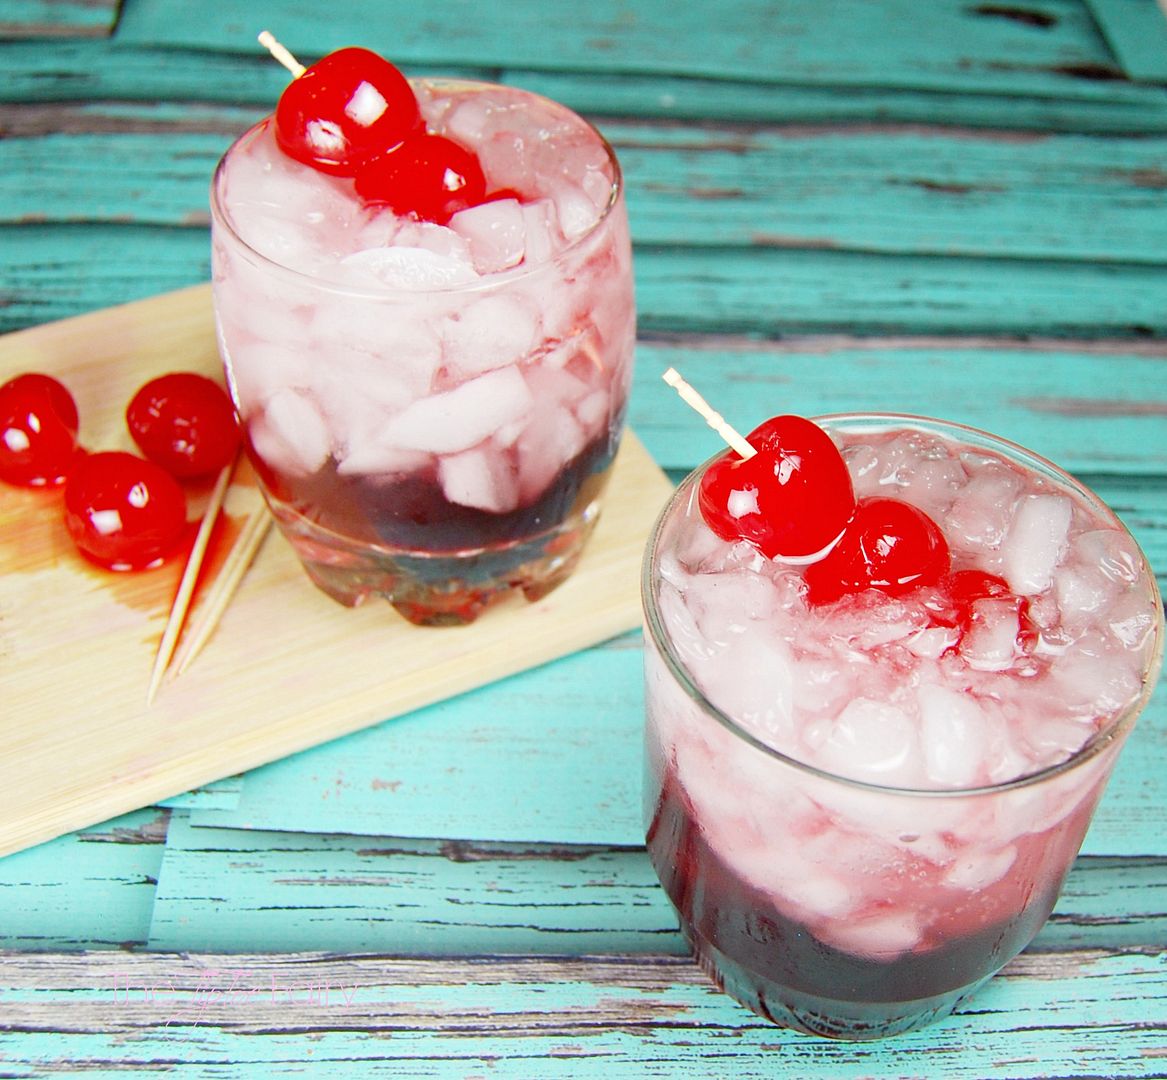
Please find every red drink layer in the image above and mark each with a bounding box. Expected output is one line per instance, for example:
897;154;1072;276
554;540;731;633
211;79;634;623
642;415;1163;1038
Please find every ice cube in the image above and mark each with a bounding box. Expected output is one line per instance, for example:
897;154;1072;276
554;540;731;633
380;367;535;455
822;910;922;960
515;403;587;503
1073;529;1143;585
961;597;1022;672
439;442;520;513
340;245;479;290
819;698;919;783
250;389;331;476
552;180;600;240
691;568;783;643
393;220;473;264
521;199;560;265
450;198;526;273
1055;565;1117;628
443;293;540;378
1000;494;1073;595
946;465;1023;553
917;684;987;787
1106;588;1160;651
575;389;611;435
944;846;1016;891
693;632;795;745
220;341;315;418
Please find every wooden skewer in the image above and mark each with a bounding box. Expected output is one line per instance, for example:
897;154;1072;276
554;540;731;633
146;456;238;706
169;505;272;679
661;367;756;459
257;30;307;78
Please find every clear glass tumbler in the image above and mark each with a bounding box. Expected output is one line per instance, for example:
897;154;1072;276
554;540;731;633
642;414;1163;1039
210;79;634;625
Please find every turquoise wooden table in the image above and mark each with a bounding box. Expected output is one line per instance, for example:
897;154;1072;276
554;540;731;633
2;1;1166;1075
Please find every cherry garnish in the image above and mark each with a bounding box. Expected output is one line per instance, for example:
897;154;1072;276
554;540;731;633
274;47;421;175
64;451;187;571
354;131;488;225
0;373;81;488
698;415;856;561
804;496;950;604
126;372;240;479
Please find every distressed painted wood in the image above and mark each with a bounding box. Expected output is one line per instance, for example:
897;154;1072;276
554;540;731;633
112;0;1131;101
184;638;645;844
148;812;684;955
0;0;118;39
0;950;1163;1077
0;809;166;950
147;813;1166;955
175;626;1164;855
1;0;1165;1070
8;231;1167;340
6;106;1167;265
7;40;1167;134
1087;0;1167;81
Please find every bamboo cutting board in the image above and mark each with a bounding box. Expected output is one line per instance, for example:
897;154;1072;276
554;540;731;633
0;285;673;859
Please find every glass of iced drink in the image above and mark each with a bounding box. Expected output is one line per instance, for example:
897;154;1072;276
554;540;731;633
642;410;1163;1039
210;48;634;624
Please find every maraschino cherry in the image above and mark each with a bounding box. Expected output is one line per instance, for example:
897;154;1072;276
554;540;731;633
64;451;188;571
268;37;421;175
354;131;487;225
804;496;951;604
126;372;240;479
698;414;857;562
0;373;81;487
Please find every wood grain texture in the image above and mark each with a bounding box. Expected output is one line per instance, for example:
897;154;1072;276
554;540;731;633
0;286;671;859
111;0;1126;99
6;106;1167;264
0;0;118;39
145;813;1167;956
8;230;1167;339
0;950;1163;1077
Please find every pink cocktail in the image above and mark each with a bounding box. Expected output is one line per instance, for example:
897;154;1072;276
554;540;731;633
211;76;634;624
643;414;1162;1038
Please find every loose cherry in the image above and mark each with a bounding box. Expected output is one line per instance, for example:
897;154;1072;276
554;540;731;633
0;373;81;487
697;415;856;561
804;496;950;604
64;451;187;571
354;131;488;225
126;372;240;479
274;47;421;175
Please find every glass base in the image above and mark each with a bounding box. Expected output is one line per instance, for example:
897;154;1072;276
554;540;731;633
268;495;603;626
683;924;988;1040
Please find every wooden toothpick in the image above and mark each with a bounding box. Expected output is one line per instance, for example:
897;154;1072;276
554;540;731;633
258;30;307;78
146;455;238;705
169;503;272;680
662;367;756;459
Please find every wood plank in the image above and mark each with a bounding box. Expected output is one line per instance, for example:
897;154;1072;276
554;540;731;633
6;107;1167;265
1087;0;1167;81
148;812;684;955
0;808;165;950
7;229;1167;340
0;949;1162;1076
630;340;1167;478
111;0;1129;101
0;0;118;39
0;286;672;859
175;627;1166;857
184;637;644;844
6;41;1167;132
146;813;1167;954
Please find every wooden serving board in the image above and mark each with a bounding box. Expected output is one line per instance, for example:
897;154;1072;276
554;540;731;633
0;285;673;859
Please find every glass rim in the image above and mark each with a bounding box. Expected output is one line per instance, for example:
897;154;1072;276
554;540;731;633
209;76;625;299
641;411;1166;799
